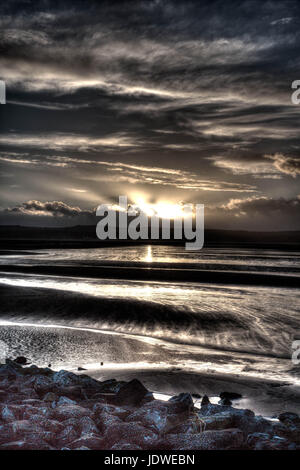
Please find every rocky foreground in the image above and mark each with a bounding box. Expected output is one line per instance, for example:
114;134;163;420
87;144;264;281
0;359;300;451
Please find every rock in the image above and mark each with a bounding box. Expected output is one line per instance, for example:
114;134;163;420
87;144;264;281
201;395;210;406
94;411;123;433
158;428;244;450
125;399;192;435
29;415;64;434
55;385;84;400
96;379;117;392
218;398;232;406
22;405;50;420
220;392;242;401
141;391;155;404
247;432;270;448
125;401;170;433
112;379;149;406
34;375;55;397
51;404;92;421
22;365;51;376
57;396;77;406
200;403;254;418
1;405;17;422
77;367;86;371
168;393;194;413
111;441;142;450
191;393;201;399
79;416;98;435
201;412;235;431
0;363;22;378
0;439;53;450
68;433;104;450
278;412;300;425
102;422;158;449
247;432;290;450
0;423;14;444
43;392;58;403
53;370;80;387
0;420;55;446
57;425;79;446
199;405;271;436
93;403;130;420
274;418;300;444
14;357;29;365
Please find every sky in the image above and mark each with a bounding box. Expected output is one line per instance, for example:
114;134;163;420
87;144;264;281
0;0;300;230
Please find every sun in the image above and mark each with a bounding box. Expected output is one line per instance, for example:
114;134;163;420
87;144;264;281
131;195;187;219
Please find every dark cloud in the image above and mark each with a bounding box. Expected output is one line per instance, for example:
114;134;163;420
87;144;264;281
5;200;95;218
0;0;300;229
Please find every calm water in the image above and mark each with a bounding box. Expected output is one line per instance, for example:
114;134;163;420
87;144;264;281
0;245;300;402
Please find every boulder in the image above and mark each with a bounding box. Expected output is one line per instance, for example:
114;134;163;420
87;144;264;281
51;404;92;421
14;357;29;365
57;425;79;446
218;398;232;406
28;415;64;434
112;379;149;406
34;375;55;397
247;432;290;450
102;422;158;449
52;370;80;387
158;428;245;450
0;439;53;450
125;401;170;433
273;419;300;444
199;405;271;436
247;432;270;448
43;392;58;403
1;405;18;422
68;433;104;450
201;395;210;406
0;420;55;446
93;403;130;420
57;396;77;406
94;411;122;433
125;399;195;435
111;441;142;450
79;416;98;435
168;393;194;413
278;412;300;426
54;385;83;400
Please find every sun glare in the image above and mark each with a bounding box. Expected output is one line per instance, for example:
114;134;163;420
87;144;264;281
131;195;188;219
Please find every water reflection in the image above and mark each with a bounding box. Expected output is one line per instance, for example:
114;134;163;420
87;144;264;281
144;246;153;262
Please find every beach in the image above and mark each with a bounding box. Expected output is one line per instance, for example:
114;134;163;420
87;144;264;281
0;243;300;422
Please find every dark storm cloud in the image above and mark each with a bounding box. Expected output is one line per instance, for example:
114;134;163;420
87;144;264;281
0;0;300;229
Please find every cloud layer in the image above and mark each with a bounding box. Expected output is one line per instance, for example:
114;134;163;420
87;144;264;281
0;0;300;229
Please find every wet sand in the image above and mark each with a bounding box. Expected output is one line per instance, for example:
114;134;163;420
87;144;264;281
1;322;300;418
